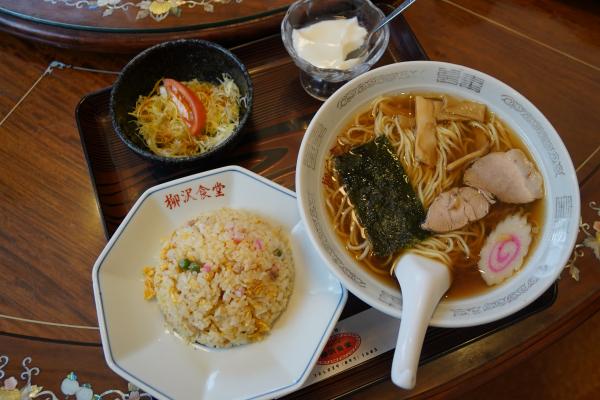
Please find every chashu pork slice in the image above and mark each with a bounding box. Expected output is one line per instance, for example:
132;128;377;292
464;149;543;204
421;187;491;233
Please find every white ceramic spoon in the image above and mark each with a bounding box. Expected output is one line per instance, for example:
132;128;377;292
391;253;451;389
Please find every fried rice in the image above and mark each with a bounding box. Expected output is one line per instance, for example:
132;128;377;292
145;208;294;348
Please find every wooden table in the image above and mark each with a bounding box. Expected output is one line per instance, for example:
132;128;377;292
0;0;598;398
0;0;293;51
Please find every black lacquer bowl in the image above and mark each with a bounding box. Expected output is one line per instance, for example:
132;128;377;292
110;39;253;164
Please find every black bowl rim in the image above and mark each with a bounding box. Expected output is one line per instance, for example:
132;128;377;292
109;39;254;164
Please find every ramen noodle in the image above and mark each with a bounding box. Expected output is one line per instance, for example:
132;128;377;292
323;93;544;298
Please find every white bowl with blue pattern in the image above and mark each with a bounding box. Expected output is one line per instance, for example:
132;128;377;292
296;61;580;327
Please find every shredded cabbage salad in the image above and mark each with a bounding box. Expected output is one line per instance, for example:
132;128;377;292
130;74;242;157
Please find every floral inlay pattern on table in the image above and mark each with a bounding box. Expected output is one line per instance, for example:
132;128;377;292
43;0;243;21
0;355;150;400
565;201;600;281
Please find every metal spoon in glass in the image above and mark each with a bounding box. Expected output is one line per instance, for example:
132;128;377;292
345;0;418;61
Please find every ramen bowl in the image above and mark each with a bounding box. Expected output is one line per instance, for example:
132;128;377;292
296;61;580;328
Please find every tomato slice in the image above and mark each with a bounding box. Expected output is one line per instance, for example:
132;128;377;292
163;78;207;137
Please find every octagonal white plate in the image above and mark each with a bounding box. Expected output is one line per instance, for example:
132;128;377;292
92;165;347;400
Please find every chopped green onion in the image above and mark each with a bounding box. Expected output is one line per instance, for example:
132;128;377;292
273;248;283;257
189;262;200;272
179;258;191;269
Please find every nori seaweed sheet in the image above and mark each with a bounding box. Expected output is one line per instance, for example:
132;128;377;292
334;136;429;256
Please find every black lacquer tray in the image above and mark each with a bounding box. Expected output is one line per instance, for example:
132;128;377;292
76;16;558;398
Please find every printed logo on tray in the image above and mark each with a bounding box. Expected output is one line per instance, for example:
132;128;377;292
317;332;361;365
163;180;226;210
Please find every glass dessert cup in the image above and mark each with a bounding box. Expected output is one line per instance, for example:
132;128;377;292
281;0;390;101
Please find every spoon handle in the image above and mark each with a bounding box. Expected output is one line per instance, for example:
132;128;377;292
373;0;418;33
391;253;451;389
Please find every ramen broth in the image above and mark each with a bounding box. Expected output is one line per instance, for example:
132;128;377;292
323;92;545;300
